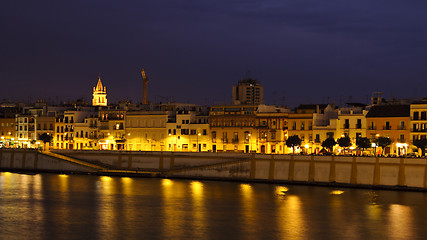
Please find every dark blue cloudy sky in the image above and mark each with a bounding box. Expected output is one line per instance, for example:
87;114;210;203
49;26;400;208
1;0;427;107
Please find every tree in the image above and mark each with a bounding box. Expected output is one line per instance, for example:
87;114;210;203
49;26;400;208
376;137;392;155
337;136;352;154
39;133;53;143
356;137;371;152
413;138;427;156
322;137;336;153
286;135;302;154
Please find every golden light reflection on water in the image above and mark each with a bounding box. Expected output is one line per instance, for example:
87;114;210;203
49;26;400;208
97;176;117;239
121;177;133;196
58;174;69;193
0;173;45;238
240;183;257;239
388;204;414;239
190;181;205;238
161;178;185;239
278;194;306;240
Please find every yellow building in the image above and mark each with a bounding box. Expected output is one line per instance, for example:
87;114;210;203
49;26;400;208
312;105;337;154
410;99;427;155
287;104;328;154
335;106;368;151
209;105;258;153
98;109;126;150
74;115;99;150
125;111;167;151
255;105;289;154
166;111;210;152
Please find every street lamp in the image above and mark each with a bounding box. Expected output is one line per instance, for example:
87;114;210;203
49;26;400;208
248;133;252;153
197;133;201;152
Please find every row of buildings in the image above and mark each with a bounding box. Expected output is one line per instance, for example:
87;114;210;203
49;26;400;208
1;77;427;156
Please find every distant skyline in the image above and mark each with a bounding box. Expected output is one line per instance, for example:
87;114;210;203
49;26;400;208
1;0;427;107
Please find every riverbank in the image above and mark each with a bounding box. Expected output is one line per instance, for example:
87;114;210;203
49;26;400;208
1;148;427;192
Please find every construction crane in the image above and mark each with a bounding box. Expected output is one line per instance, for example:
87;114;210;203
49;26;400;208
141;69;149;105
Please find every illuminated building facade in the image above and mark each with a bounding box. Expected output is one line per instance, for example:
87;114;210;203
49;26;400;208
166;110;209;152
312;105;338;154
126;111;167;151
210;105;258;153
74;116;99;150
98;109;126;150
366;104;410;156
255;105;289;154
410;99;427;155
336;106;368;149
0;118;15;147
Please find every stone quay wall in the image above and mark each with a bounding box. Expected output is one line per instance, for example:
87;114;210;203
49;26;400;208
2;149;427;190
0;149;95;173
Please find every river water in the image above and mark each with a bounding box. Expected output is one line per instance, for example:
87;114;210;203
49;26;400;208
1;172;427;240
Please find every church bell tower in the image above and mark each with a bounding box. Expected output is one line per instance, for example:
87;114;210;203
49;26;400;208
92;76;107;106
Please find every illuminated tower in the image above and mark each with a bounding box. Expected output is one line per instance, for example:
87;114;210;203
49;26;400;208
92;76;107;106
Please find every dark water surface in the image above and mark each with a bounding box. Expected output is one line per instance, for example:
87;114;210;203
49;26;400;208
1;172;427;240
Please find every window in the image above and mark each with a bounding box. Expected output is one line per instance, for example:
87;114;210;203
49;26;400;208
356;119;362;129
422;112;427;120
233;132;239;143
301;122;305;130
223;132;228;143
384;121;390;130
212;131;217;143
344;119;349;129
400;121;405;130
414;112;419;120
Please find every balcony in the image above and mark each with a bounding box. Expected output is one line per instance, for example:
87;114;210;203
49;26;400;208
232;138;239;144
383;126;392;130
315;139;321;143
356;124;362;129
368;126;376;130
221;138;229;143
398;126;406;130
412;128;427;132
343;124;349;129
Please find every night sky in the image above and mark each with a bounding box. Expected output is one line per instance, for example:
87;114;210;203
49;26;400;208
2;0;427;107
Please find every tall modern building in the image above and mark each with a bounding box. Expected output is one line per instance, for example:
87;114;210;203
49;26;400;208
232;78;263;105
92;77;107;106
